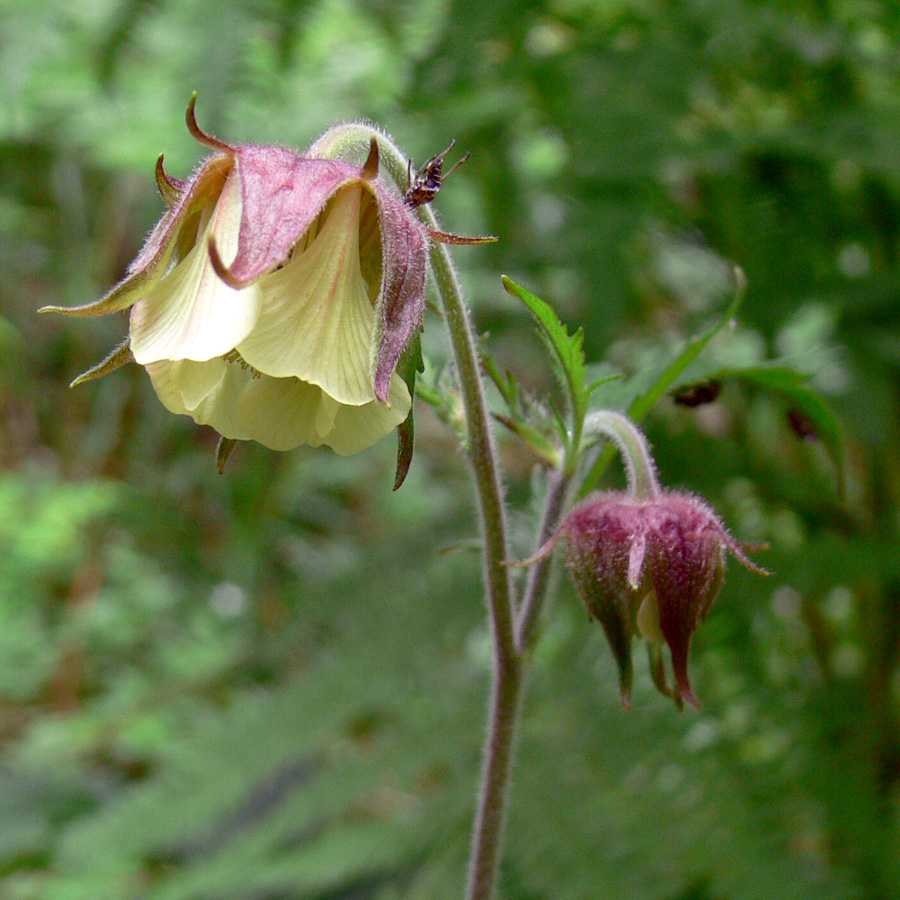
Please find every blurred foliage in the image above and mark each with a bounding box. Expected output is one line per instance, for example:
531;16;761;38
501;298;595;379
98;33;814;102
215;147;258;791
1;0;899;898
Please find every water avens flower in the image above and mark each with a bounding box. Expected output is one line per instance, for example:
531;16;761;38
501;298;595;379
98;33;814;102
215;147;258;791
563;489;764;710
43;97;430;457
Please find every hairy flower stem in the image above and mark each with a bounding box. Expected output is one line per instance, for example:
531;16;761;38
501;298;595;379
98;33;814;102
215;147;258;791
307;123;566;899
426;235;516;662
515;469;571;654
428;237;574;898
425;224;519;900
582;410;660;501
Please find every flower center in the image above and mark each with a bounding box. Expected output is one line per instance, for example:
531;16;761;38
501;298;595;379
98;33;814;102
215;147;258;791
223;349;262;378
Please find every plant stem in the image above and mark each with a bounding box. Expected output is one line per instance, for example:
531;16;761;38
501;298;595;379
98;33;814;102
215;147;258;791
467;650;522;899
426;232;517;666
427;240;574;899
307;123;565;899
425;223;520;900
515;469;570;654
582;410;660;501
422;196;579;898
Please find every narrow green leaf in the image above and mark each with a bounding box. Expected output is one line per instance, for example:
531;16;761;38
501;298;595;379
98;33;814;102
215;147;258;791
626;267;746;423
493;414;561;468
414;382;445;408
586;372;625;396
216;437;238;473
70;338;133;387
414;381;466;447
714;364;807;391
394;410;415;491
481;349;518;410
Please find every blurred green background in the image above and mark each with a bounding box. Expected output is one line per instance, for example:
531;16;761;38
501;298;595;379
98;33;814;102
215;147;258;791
2;0;899;897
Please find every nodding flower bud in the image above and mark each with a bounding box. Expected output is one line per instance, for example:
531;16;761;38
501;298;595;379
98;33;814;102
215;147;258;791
562;490;764;710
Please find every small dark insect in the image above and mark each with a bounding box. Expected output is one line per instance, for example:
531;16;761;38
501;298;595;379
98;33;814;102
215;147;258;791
404;139;470;208
672;380;722;408
787;407;818;441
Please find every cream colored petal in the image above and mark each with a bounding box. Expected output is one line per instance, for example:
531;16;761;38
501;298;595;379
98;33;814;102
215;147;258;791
233;371;410;454
233;376;328;451
314;392;340;436
145;358;253;441
145;358;224;415
318;373;411;456
636;590;665;643
237;183;377;406
131;172;262;365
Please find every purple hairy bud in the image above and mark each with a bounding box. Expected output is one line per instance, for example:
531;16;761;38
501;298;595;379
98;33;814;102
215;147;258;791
563;490;765;710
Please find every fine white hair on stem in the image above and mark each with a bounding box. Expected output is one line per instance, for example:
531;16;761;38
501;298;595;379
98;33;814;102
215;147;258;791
582;410;660;500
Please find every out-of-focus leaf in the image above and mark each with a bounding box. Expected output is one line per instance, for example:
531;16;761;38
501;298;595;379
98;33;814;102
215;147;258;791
715;365;844;486
582;271;745;493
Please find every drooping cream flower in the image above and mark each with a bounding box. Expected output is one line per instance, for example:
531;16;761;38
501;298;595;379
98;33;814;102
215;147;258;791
44;97;430;457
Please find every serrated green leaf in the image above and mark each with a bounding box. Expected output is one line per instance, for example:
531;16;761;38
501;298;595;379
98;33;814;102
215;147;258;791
501;275;588;421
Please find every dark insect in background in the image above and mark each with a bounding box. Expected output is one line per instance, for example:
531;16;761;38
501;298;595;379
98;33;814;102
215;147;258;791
672;380;722;408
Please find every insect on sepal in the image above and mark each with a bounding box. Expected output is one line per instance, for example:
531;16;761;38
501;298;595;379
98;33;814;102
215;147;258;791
404;139;470;208
404;142;497;245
